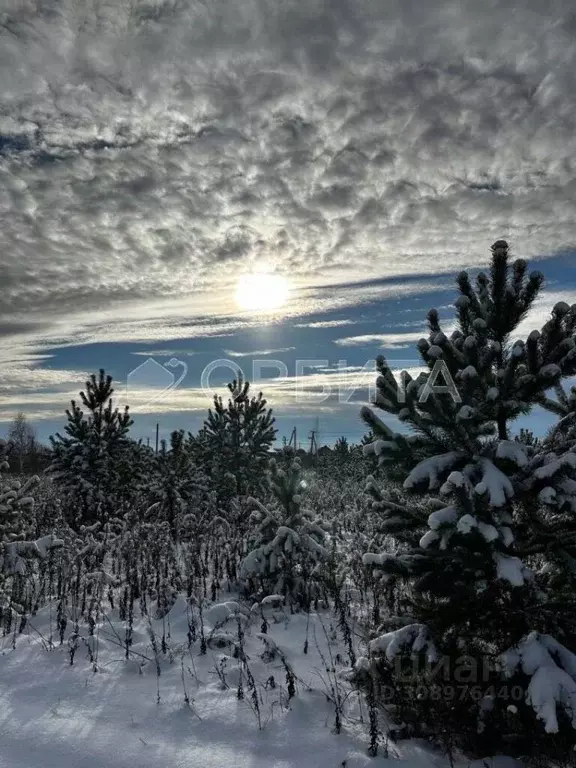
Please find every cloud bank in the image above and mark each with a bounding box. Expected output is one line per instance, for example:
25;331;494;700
2;0;576;433
1;0;576;336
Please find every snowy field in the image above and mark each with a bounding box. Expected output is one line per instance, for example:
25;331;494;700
0;592;514;768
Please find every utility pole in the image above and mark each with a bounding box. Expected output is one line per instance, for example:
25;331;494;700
155;423;159;453
308;429;317;455
308;416;320;456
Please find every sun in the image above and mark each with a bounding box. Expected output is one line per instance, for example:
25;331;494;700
234;273;290;312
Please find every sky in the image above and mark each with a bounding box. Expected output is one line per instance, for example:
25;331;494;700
1;0;576;448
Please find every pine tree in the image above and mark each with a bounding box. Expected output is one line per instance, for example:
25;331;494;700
358;241;576;756
148;430;208;539
48;370;135;529
240;457;328;606
514;381;576;608
193;374;277;511
334;436;349;459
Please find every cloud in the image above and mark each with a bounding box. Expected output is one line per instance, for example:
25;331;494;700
335;332;430;348
223;347;296;358
293;319;360;328
1;0;576;353
515;290;576;338
131;349;197;357
2;0;576;432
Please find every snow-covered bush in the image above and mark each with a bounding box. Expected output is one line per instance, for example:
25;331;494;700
0;438;63;615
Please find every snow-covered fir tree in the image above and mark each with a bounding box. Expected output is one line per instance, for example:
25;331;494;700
240;457;328;607
49;370;136;529
358;240;576;759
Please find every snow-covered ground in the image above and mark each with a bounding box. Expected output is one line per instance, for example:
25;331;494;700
0;593;514;768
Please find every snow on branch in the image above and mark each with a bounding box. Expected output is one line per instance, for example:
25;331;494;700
498;632;576;733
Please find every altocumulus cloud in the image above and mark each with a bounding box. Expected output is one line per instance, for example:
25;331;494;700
1;0;576;423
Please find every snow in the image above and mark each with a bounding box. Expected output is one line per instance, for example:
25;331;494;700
368;623;439;664
373;439;397;456
500;527;514;547
528;666;576;732
427;506;457;530
478;458;514;507
419;530;439;549
404;452;465;491
456;514;477;535
204;601;248;626
0;593;444;768
534;452;576;479
494;553;528;586
498;632;576;733
440;471;469;495
261;594;284;606
496;441;528;467
478;522;499;542
446;471;466;488
538;486;556;505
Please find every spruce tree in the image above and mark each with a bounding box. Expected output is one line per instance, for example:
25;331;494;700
359;241;576;756
49;370;134;529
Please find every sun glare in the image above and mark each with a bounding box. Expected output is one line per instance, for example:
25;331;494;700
234;273;290;312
